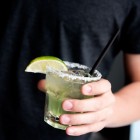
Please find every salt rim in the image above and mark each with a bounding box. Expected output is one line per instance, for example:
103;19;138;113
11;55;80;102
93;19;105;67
64;61;89;70
46;61;102;82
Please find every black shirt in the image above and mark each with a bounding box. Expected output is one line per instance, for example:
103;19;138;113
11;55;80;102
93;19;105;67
0;0;140;140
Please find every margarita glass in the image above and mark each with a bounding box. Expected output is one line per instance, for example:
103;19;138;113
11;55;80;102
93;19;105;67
44;61;102;130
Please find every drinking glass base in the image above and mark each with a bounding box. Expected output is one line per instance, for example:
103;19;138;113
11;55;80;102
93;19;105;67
44;113;67;130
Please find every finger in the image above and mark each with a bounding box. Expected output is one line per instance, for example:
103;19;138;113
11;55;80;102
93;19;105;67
37;79;46;92
81;79;111;96
66;121;106;136
60;107;113;125
62;93;115;112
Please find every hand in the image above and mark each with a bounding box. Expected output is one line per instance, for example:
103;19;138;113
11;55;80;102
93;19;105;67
59;79;115;136
38;79;115;136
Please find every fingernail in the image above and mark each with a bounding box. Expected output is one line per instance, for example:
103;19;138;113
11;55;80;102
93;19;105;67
67;128;75;135
63;101;73;111
83;85;92;95
62;116;70;124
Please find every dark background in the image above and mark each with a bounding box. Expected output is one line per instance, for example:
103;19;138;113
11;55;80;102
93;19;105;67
108;51;125;92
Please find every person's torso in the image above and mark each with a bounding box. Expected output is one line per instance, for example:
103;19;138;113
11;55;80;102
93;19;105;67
0;0;132;140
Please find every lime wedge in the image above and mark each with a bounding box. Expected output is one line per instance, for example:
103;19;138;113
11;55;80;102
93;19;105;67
25;56;68;74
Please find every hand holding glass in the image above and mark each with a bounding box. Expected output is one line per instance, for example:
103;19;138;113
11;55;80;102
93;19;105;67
44;61;102;130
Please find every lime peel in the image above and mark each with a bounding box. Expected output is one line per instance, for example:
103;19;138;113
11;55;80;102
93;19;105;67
25;56;68;74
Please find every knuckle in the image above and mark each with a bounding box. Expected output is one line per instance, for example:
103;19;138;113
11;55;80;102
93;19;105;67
104;79;112;90
70;115;83;125
72;100;81;111
73;100;89;112
97;79;112;94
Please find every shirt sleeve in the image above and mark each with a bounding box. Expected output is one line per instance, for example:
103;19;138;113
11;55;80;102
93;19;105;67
120;0;140;54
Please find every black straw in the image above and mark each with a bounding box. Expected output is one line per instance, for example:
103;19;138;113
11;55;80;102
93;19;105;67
89;29;120;75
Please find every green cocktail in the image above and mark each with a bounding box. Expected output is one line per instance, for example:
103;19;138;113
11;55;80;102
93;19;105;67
44;61;102;130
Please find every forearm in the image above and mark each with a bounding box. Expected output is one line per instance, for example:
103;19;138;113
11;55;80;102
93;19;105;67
106;81;140;128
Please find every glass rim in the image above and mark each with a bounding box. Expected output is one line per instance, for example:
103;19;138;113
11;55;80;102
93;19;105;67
46;61;102;82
